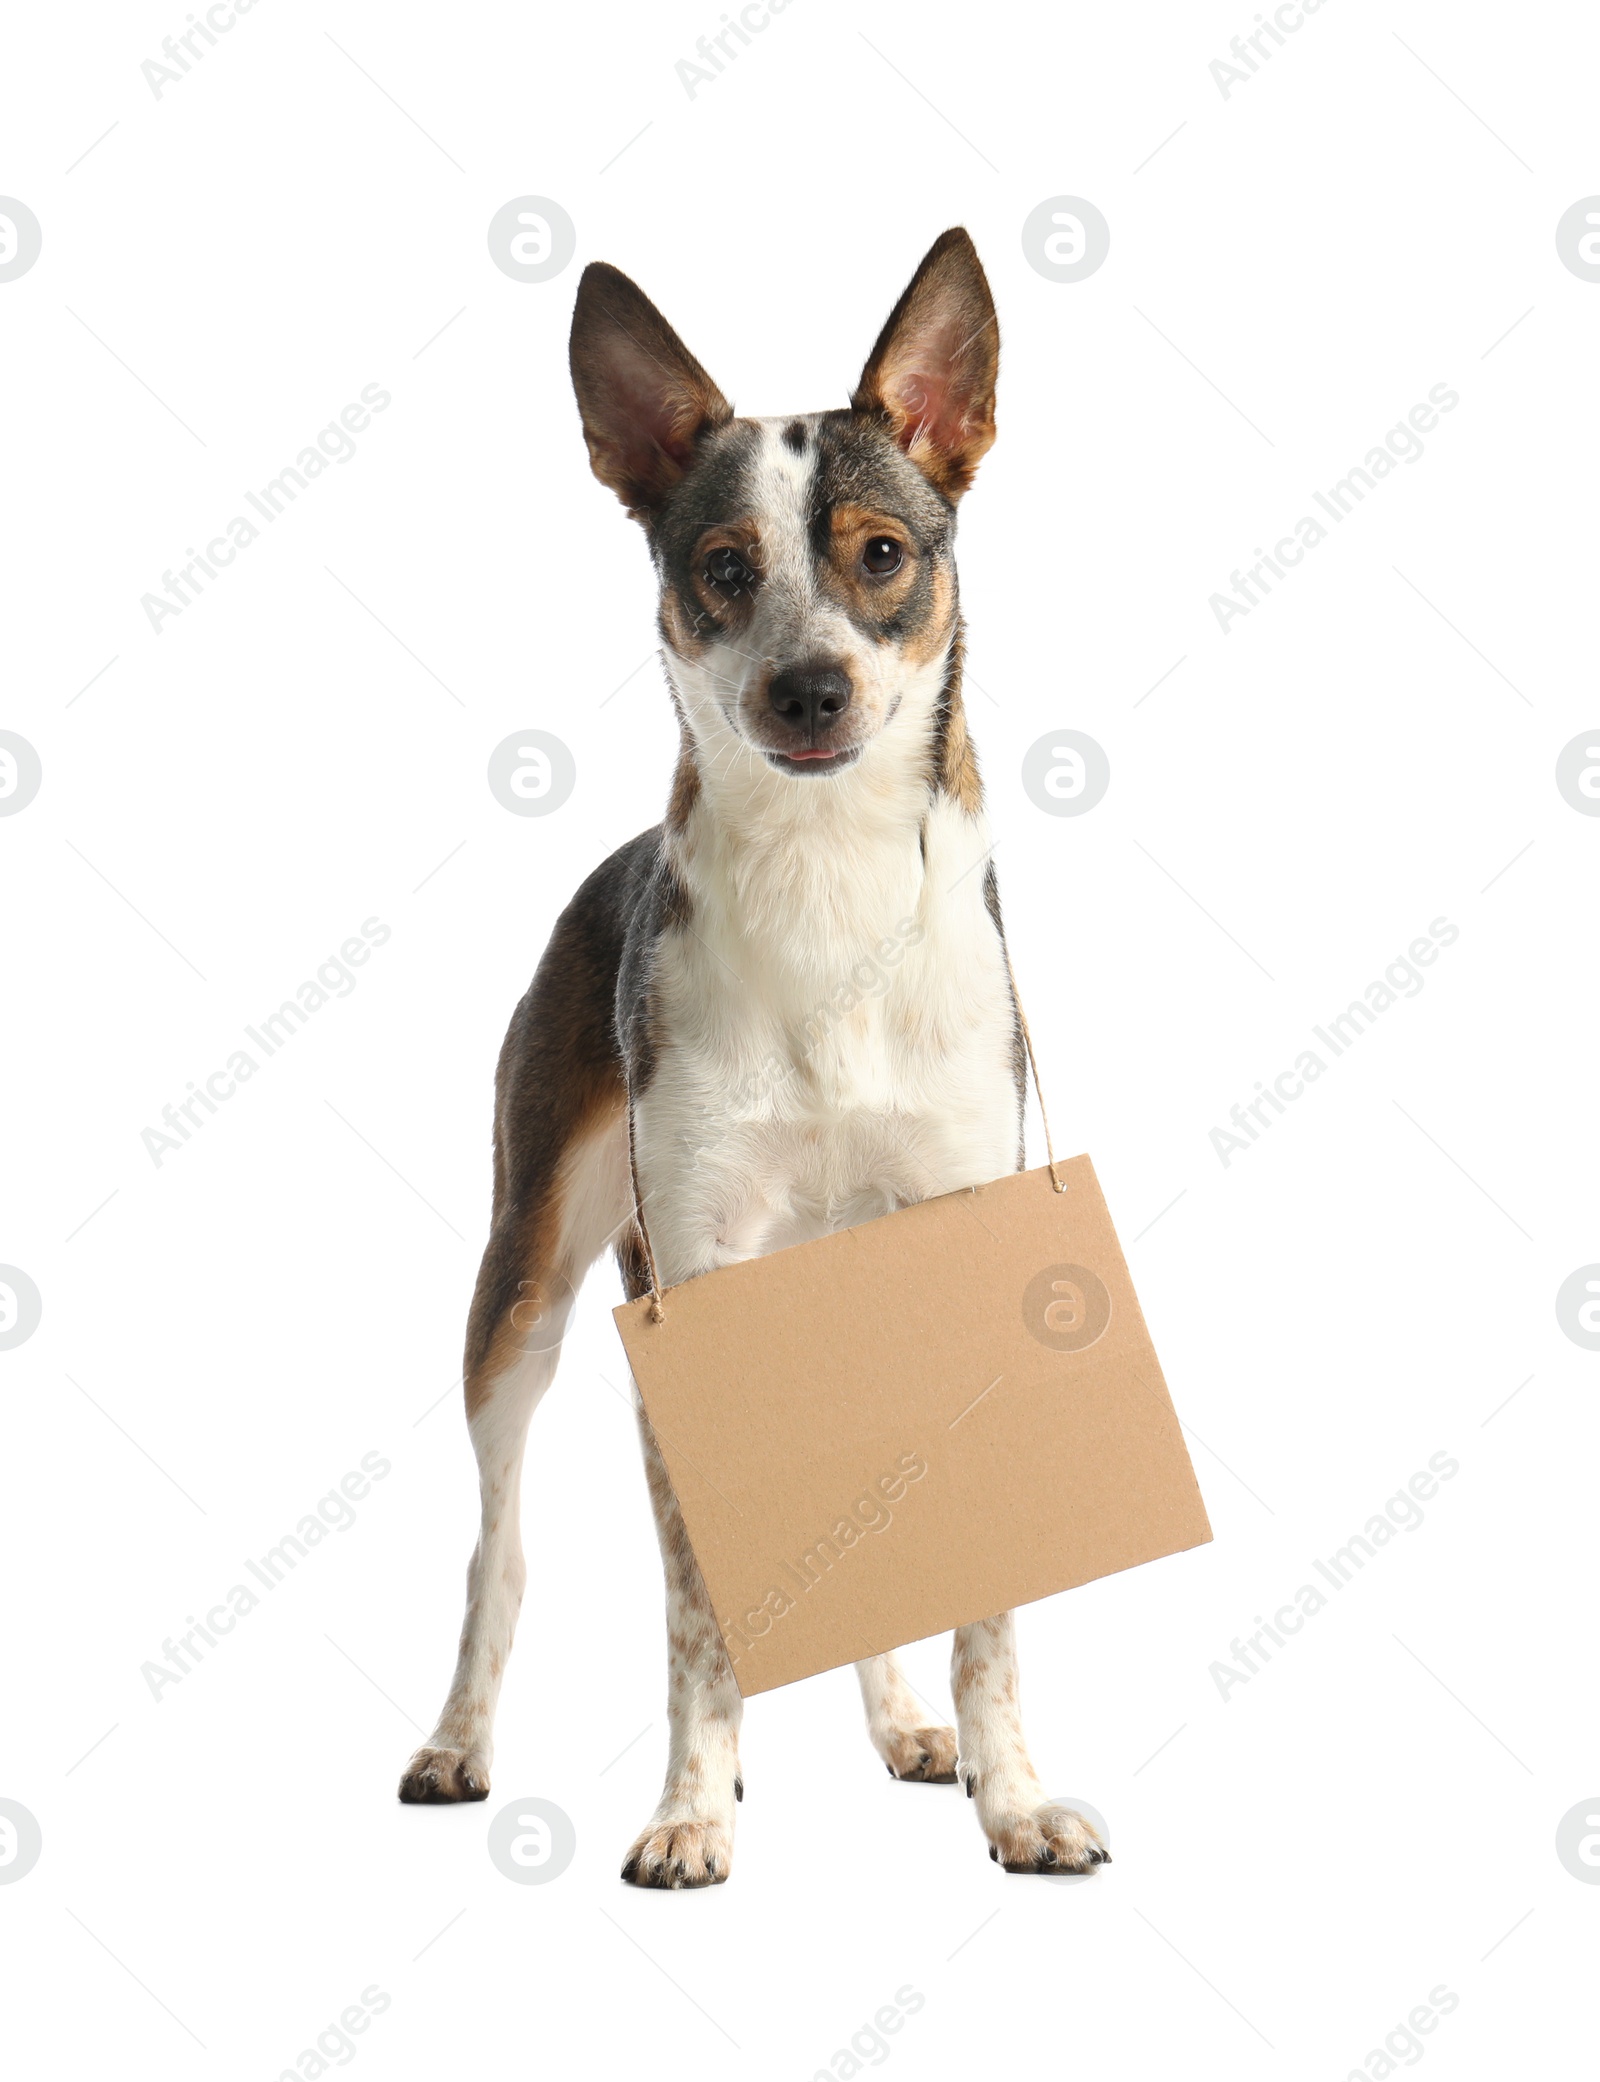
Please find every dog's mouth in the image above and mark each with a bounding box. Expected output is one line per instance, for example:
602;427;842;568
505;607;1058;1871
762;745;863;778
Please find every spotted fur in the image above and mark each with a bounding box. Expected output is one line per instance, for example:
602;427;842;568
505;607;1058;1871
398;229;1105;1884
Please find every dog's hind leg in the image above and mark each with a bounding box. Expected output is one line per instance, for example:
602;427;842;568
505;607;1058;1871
399;1107;630;1805
857;1653;958;1783
399;839;653;1805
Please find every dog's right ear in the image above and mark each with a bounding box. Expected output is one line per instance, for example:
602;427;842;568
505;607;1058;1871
569;263;732;519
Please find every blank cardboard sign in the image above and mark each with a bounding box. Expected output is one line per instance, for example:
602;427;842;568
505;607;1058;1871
614;1159;1211;1696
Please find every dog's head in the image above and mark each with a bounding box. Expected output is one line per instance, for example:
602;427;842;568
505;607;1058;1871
569;230;997;782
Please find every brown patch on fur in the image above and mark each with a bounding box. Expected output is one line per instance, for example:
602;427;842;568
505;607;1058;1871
828;503;913;561
462;858;637;1416
665;741;701;834
928;622;983;813
824;501;925;622
851;229;998;502
661;519;773;660
684;523;766;628
466;1101;622;1410
659;587;711;662
904;562;956;670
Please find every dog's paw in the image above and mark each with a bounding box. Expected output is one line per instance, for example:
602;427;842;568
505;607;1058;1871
983;1801;1108;1874
398;1746;491;1804
620;1818;731;1889
880;1724;960;1783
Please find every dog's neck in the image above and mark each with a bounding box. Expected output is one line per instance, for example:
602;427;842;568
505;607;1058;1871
661;628;985;957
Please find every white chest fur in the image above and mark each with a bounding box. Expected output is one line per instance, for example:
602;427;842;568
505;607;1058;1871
638;781;1019;1285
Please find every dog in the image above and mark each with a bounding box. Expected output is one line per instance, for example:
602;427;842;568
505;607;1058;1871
398;228;1108;1886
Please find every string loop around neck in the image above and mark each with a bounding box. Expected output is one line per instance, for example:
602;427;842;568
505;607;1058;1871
1002;944;1067;1192
624;1091;666;1323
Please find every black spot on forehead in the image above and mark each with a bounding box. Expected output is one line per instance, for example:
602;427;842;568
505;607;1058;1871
782;419;808;454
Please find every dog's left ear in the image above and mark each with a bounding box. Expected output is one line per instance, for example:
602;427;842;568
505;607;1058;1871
851;227;998;500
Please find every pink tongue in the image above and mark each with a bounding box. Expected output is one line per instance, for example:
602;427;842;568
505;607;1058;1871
787;749;835;761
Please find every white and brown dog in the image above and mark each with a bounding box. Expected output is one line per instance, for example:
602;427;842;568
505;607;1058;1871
399;229;1108;1886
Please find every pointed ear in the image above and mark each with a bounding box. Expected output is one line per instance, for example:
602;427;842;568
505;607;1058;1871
569;263;733;518
851;228;998;500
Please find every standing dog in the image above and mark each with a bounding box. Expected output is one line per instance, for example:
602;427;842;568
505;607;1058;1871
399;229;1108;1885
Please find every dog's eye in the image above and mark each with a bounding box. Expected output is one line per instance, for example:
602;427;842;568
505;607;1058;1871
862;537;904;576
705;547;755;593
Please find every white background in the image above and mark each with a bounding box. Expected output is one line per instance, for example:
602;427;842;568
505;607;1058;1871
4;1;1598;2075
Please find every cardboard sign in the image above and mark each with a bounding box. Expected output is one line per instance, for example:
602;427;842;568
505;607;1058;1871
614;1159;1211;1696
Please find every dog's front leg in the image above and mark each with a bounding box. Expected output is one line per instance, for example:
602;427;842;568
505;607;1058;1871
952;1614;1109;1874
621;1414;742;1888
856;1654;958;1783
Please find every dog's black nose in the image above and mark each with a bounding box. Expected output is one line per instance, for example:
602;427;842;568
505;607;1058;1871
767;666;852;733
